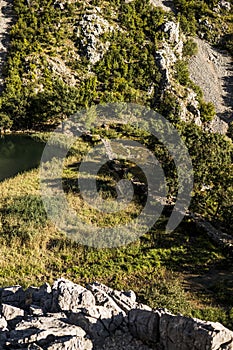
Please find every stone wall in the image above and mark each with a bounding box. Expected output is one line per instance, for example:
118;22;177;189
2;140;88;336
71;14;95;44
0;278;232;349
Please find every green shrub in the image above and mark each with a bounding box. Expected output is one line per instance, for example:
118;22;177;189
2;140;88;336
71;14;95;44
227;121;233;140
183;38;198;57
199;100;216;122
174;60;190;85
0;113;13;131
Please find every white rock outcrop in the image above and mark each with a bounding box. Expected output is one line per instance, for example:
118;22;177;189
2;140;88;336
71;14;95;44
0;278;232;349
77;11;113;64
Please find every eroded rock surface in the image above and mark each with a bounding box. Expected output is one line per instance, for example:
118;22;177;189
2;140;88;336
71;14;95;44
77;10;114;65
0;278;232;349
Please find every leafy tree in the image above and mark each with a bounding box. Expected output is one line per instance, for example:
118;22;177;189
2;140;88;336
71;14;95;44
181;123;233;231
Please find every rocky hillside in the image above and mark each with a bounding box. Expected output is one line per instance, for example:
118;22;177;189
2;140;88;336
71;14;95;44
0;278;233;350
0;0;232;133
0;0;232;341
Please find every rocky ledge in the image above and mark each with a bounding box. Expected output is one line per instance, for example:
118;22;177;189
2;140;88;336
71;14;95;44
0;278;232;350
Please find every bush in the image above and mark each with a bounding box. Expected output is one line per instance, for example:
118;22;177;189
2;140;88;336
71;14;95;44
174;60;190;85
199;100;216;122
0;113;13;132
183;38;198;57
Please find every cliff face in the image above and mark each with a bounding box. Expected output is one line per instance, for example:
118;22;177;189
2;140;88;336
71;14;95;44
0;278;233;350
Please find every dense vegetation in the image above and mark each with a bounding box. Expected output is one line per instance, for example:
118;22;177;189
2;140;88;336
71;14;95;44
0;0;166;129
174;0;233;53
1;0;229;129
0;0;232;330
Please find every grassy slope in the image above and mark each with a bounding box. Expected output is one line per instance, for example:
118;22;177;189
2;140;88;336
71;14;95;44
0;0;232;330
0;136;232;329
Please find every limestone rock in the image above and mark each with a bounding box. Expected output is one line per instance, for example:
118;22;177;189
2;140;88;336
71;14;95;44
51;278;96;312
1;285;25;308
87;281;137;313
179;89;202;126
29;305;44;317
6;314;92;349
128;308;161;344
1;303;24;322
214;0;231;12
0;316;7;331
155;43;178;89
206;115;229;135
47;335;93;350
0;279;232;349
155;21;183;93
54;0;65;10
25;283;52;313
77;11;113;64
68;307;115;345
163;21;180;44
159;313;233;350
94;331;154;350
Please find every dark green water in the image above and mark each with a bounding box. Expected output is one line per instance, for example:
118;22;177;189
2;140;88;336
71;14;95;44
0;134;45;181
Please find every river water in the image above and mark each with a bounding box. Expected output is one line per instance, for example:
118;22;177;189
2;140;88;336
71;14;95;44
0;134;45;181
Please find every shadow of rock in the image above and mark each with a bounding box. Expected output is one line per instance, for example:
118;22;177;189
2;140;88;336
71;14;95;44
221;61;233;122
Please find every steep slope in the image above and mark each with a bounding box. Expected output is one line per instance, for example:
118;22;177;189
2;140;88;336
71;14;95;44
0;0;232;134
189;37;233;122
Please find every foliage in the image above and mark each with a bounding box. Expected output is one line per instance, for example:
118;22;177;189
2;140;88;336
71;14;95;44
227;121;233;140
180;123;233;228
174;60;190;86
0;0;166;129
0;0;232;331
0;113;13;131
199;100;216;122
174;0;233;51
221;33;233;55
182;38;198;57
